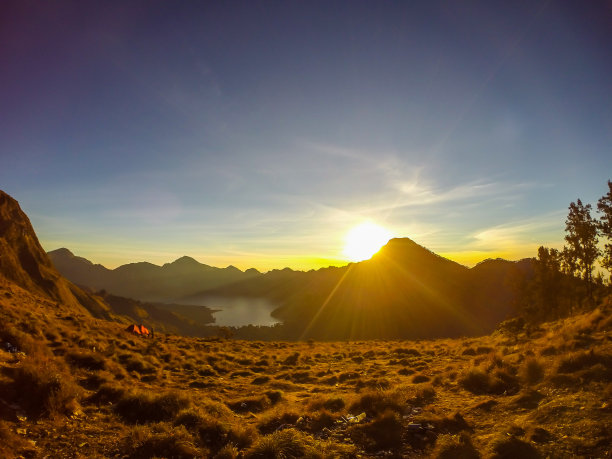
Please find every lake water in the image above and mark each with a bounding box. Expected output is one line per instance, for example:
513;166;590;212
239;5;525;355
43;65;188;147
194;297;280;327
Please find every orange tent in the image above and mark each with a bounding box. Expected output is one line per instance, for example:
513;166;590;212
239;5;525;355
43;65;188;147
125;324;141;334
126;323;150;336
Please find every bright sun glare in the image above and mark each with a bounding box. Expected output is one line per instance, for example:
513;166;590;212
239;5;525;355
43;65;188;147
343;222;394;262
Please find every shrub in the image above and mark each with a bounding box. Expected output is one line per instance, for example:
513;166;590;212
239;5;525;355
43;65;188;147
245;429;310;458
244;428;352;458
460;367;519;395
307;395;345;412
257;409;301;434
460;368;491;394
521;358;544;385
11;356;80;417
349;410;403;451
398;368;415;376
120;354;157;375
89;382;126;405
189;414;230;451
115;391;190;424
418;412;472;434
282;352;300;366
177;411;256;452
227;424;258;450
548;373;580;387
412;374;430;383
489;435;540;459
539;345;557;356
251;376;270;385
349;389;403;416
0;325;42;356
511;389;545;410
227;395;270;413
265;390;283;405
413;384;436;405
337;371;360;383
214;444;239;459
78;372;109;390
557;350;610;374
66;351;107;370
309;409;336;432
124;424;200;458
394;347;421;356
291;371;314;383
433;432;480;459
490;368;520;394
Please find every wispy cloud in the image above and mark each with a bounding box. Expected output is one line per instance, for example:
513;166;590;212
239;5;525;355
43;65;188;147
470;210;566;251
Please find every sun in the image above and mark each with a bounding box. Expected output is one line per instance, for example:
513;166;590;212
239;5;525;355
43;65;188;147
343;221;394;262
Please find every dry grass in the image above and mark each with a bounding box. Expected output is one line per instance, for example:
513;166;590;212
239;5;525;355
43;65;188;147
0;281;611;458
9;354;81;418
115;390;190;424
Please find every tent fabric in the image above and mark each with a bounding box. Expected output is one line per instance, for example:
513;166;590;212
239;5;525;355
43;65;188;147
126;324;150;336
125;324;141;334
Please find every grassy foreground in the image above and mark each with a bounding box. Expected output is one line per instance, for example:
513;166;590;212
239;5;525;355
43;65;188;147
1;279;611;458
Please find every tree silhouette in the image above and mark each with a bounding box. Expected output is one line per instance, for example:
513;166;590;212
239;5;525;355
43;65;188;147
597;180;612;279
533;246;563;318
564;199;600;304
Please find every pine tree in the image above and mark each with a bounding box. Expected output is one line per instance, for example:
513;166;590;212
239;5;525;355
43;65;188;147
533;246;563;318
597;180;612;280
564;199;600;304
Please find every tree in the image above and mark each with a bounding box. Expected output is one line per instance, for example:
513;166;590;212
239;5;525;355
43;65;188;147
597;180;612;280
561;246;580;310
533;246;563;318
564;199;600;304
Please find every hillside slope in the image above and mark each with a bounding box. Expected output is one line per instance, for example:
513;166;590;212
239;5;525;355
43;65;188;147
0;191;111;319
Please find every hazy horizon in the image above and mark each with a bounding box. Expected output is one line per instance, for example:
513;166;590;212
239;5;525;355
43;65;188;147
2;1;611;271
45;235;528;273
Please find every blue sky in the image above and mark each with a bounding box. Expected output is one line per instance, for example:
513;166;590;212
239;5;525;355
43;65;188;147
1;1;611;270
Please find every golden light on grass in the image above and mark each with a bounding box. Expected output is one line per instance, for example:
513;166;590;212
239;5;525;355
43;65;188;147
343;222;393;262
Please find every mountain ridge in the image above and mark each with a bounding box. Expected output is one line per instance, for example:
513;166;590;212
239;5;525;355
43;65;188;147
180;237;533;340
48;248;262;302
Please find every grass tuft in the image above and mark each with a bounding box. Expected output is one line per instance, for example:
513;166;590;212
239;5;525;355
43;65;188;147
115;390;190;424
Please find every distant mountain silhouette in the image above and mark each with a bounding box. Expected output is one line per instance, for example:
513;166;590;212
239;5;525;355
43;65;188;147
188;238;533;340
48;249;261;302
